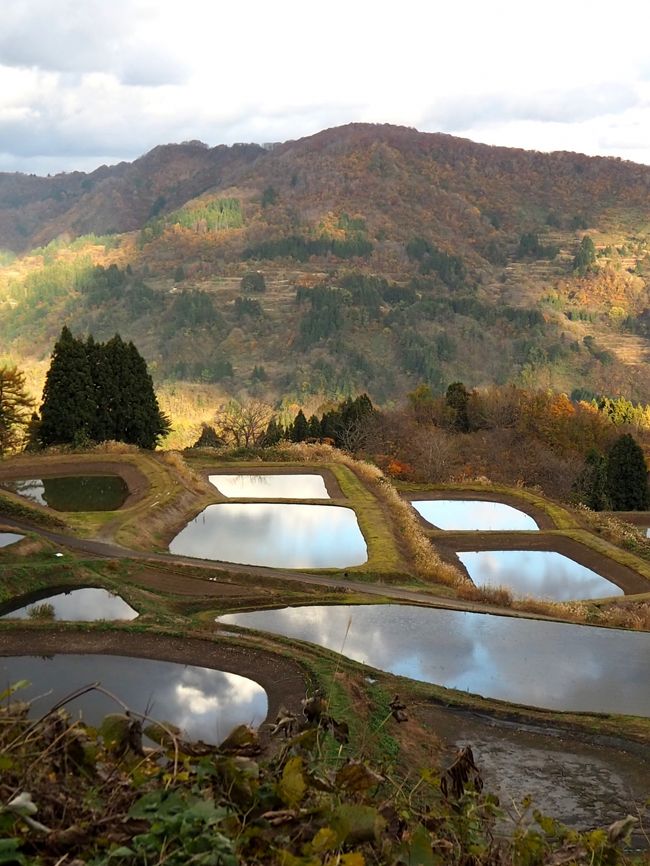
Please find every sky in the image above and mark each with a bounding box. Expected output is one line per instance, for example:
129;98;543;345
1;0;650;176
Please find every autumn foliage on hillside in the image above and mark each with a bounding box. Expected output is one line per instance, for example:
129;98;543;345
2;123;650;419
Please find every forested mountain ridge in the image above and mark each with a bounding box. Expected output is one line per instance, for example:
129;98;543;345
2;123;650;443
3;123;650;256
0;140;264;252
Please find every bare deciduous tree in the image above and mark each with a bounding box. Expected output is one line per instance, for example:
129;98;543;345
215;400;273;448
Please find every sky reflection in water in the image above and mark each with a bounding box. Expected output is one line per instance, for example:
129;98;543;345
217;605;650;717
1;588;138;621
209;474;329;499
412;500;538;530
0;655;267;744
0;533;23;548
170;503;367;567
458;550;623;600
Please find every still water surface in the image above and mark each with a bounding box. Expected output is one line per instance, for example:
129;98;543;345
217;604;650;716
458;550;623;601
0;533;23;547
209;474;329;499
0;655;268;744
2;476;128;511
170;503;367;568
1;588;138;621
412;500;538;530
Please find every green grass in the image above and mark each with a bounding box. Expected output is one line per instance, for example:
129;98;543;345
325;462;405;573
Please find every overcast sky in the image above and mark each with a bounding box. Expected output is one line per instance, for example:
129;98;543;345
1;0;650;176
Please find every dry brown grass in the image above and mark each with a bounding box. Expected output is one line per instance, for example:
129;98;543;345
511;597;587;622
89;440;140;454
456;583;513;607
155;450;209;495
577;505;650;556
594;601;650;630
288;442;464;586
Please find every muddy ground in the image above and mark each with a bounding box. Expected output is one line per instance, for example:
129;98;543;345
420;703;649;836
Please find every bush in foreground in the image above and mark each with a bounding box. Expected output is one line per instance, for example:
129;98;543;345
0;682;642;865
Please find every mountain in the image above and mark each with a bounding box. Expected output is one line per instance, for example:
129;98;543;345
0;140;264;252
1;123;650;441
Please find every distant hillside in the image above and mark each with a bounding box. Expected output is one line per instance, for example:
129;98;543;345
0;141;263;252
2;123;650;440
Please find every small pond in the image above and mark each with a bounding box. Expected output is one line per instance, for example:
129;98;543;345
170;503;367;568
217;604;650;717
0;532;24;548
0;655;268;745
2;476;128;511
1;588;138;621
457;550;624;601
412;500;538;530
209;473;330;499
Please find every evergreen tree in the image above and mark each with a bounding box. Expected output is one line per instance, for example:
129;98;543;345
606;433;650;510
121;340;170;448
192;423;225;448
445;382;471;432
39;326;96;446
308;414;322;439
573;449;610;511
261;417;283;446
291;409;309;443
39;328;170;450
573;236;597;275
320;409;341;442
85;334;115;442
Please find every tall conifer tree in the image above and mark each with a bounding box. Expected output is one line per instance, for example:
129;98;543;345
606;433;650;510
39;328;169;449
39;326;96;446
291;409;309;442
123;340;170;448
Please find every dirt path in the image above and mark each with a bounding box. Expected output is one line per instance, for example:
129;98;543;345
1;463;649;835
0;514;579;621
3;511;649;621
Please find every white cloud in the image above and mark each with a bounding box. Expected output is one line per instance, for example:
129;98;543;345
1;0;650;174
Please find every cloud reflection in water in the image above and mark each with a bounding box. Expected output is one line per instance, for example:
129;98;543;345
209;474;330;499
458;550;623;600
170;503;367;567
0;655;268;744
218;605;650;717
